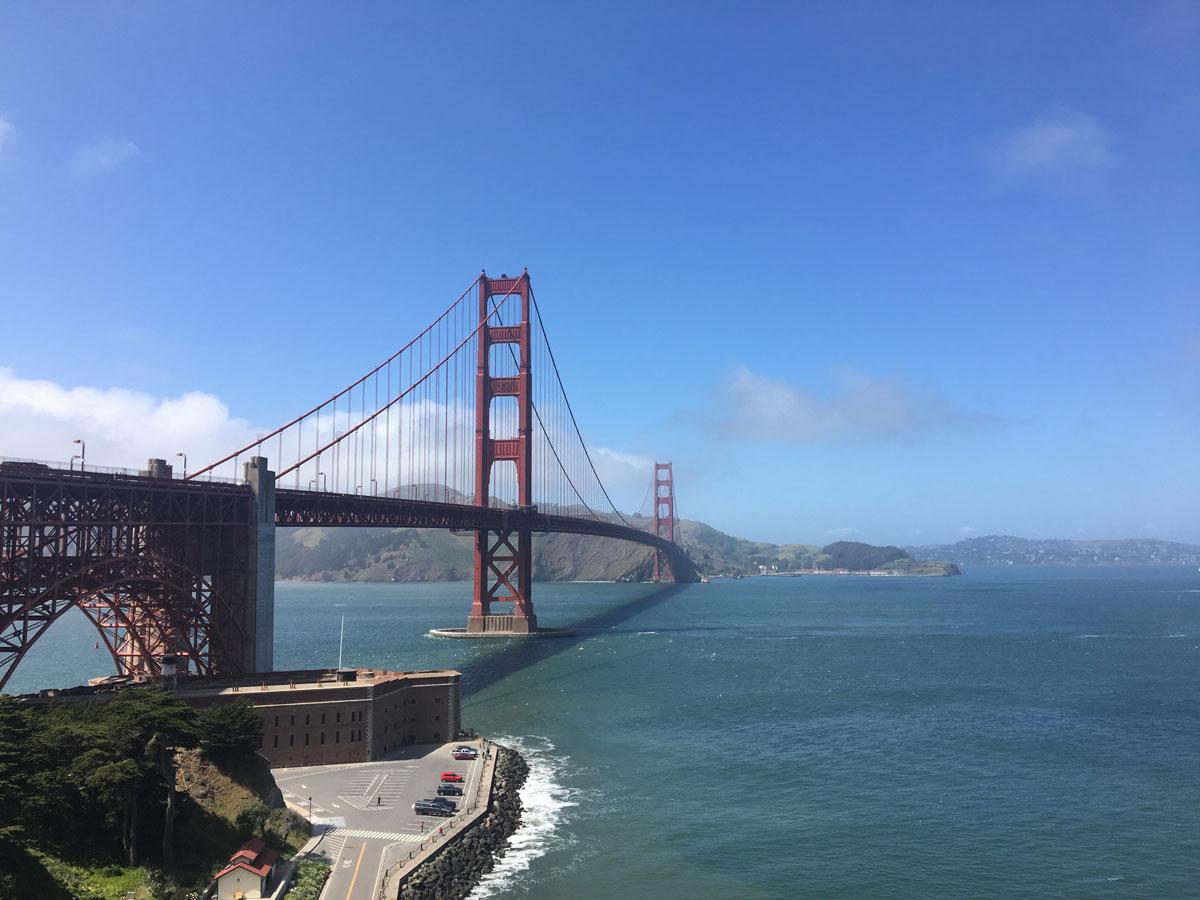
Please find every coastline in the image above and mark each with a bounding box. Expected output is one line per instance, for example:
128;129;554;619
393;744;529;900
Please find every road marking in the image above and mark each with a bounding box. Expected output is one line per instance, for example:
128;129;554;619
327;828;423;842
320;833;348;868
372;840;406;899
344;842;366;900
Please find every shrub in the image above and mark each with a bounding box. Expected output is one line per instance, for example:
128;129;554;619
235;802;270;836
265;808;310;850
288;858;330;900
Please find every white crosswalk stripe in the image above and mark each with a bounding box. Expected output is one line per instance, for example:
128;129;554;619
337;771;413;809
316;831;348;864
326;827;424;843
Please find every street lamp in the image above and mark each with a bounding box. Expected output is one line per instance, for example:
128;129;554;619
176;452;187;479
308;472;327;492
71;438;86;472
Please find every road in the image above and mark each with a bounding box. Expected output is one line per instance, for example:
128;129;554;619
273;740;485;900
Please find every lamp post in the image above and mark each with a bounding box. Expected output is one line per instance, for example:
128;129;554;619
176;452;187;479
308;472;327;492
71;438;86;472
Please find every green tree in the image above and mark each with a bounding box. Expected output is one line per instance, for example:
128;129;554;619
197;699;263;763
78;753;142;862
103;688;200;867
0;697;32;845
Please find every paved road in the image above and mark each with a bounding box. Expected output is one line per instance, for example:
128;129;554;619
273;741;485;900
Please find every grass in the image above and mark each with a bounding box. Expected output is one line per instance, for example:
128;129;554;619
26;849;154;900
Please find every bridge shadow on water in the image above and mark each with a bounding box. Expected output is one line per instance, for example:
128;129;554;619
457;583;689;709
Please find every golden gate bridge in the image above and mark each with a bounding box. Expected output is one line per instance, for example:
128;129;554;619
0;271;688;691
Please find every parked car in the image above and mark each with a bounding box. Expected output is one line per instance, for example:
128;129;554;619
413;799;454;817
452;751;477;760
437;784;464;796
440;771;464;782
453;745;478;755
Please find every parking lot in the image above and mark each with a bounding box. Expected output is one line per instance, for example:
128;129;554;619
273;740;485;900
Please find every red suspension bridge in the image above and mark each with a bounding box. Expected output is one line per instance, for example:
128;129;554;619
0;271;689;691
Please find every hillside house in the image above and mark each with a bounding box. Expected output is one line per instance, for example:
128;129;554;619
214;838;279;900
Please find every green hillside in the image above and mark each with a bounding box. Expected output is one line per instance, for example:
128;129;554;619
0;689;306;900
275;519;957;581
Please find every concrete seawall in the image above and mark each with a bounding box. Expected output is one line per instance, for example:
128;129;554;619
389;744;529;900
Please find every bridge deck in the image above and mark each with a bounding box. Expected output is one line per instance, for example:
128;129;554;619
274;488;675;553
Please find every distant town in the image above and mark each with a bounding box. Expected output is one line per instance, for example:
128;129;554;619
905;536;1200;567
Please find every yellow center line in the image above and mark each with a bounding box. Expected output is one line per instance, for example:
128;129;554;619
343;843;367;900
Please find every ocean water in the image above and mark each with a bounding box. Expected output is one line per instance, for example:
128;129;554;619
9;567;1200;898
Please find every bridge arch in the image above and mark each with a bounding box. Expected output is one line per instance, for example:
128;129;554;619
0;555;231;692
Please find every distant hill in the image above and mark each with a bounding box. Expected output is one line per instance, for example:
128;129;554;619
275;515;958;582
822;541;911;570
904;535;1200;566
276;525;673;583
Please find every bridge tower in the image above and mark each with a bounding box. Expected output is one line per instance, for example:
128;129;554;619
468;272;537;635
652;461;676;582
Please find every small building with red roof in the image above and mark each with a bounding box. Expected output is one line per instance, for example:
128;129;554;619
215;837;280;900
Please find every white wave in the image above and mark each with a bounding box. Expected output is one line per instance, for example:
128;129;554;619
636;631;658;635
468;735;578;899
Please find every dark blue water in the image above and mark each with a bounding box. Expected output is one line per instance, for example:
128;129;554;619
10;567;1200;898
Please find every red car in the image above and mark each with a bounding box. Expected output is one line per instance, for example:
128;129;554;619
452;751;476;761
440;771;464;783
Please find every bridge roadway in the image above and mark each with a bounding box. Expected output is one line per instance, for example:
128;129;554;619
274;487;678;554
0;462;688;689
0;462;677;554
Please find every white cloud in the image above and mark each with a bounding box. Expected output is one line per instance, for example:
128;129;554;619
0;115;15;159
70;137;142;177
0;368;256;472
705;365;986;443
0;369;661;516
990;111;1113;178
591;446;655;494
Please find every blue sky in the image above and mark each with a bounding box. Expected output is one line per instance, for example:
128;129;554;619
1;2;1197;544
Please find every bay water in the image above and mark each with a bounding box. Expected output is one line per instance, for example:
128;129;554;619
10;567;1200;897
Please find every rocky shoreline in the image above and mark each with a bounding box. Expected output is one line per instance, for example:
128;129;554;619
397;744;530;900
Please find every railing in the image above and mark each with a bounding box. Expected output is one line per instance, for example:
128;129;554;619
0;456;245;484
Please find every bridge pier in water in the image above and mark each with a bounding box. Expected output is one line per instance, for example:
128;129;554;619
651;462;677;583
0;271;694;689
466;272;538;636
